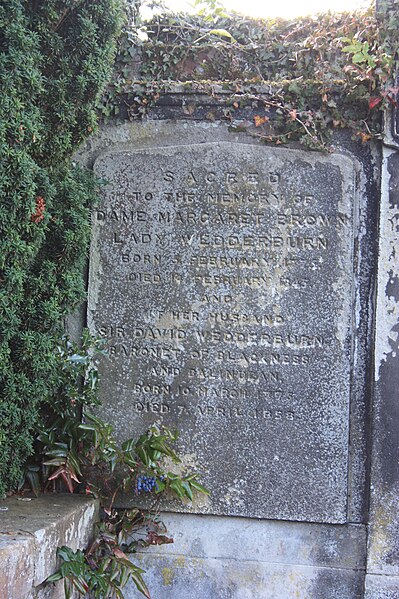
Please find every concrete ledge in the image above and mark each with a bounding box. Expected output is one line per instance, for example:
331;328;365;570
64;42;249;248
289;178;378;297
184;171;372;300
136;513;366;569
127;513;366;599
0;495;99;599
131;554;365;599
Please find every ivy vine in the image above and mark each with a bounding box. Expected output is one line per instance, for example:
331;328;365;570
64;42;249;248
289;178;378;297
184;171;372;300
100;0;399;151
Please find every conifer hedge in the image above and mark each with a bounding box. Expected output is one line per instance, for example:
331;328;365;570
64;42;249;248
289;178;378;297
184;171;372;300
0;0;123;496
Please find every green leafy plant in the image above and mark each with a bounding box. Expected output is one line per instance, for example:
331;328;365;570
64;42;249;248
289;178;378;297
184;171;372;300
100;1;398;150
0;0;123;498
341;38;378;68
19;331;103;495
45;424;207;599
192;0;231;21
21;334;208;598
46;542;150;599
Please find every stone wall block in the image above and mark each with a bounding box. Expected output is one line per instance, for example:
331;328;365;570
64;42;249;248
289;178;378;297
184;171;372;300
0;495;98;599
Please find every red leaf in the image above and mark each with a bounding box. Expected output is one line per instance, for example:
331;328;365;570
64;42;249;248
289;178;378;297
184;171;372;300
61;472;75;494
147;532;174;545
68;468;81;484
48;466;77;493
369;96;382;109
48;465;66;481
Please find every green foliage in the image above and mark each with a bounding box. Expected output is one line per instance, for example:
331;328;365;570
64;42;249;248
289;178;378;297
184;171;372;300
46;543;150;599
21;336;208;598
101;2;398;149
43;415;207;598
20;332;104;495
0;0;123;497
192;0;231;23
26;333;208;505
43;413;208;598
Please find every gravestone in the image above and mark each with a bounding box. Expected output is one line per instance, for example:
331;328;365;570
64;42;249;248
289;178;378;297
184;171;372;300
88;141;356;523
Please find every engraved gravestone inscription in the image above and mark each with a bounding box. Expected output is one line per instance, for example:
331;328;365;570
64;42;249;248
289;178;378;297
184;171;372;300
88;142;356;522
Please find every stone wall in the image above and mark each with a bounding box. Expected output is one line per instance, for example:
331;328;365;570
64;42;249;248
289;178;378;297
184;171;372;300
74;84;392;597
364;106;399;598
0;495;98;599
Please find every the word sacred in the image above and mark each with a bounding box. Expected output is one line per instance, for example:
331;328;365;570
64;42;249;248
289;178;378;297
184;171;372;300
89;143;356;523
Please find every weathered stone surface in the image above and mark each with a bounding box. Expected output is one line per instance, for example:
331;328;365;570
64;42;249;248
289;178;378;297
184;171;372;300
365;575;399;599
128;555;364;599
367;148;399;579
134;513;366;568
0;535;35;599
0;495;98;599
25;580;74;599
89;141;356;523
126;514;366;599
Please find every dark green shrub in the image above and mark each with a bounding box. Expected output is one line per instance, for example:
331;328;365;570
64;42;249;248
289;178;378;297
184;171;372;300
0;0;123;497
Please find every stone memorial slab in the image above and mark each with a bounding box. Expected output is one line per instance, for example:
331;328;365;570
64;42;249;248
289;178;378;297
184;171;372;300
88;142;356;523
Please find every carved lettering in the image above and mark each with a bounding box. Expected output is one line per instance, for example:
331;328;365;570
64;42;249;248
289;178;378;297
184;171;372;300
91;143;355;520
277;213;331;227
127;273;161;283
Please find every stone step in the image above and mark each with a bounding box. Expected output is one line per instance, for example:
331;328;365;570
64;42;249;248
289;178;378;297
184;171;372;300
0;495;98;599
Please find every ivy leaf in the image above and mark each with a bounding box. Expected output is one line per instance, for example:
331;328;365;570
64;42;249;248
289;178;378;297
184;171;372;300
209;29;235;41
352;52;365;64
341;44;357;53
254;115;269;127
369;96;382;109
